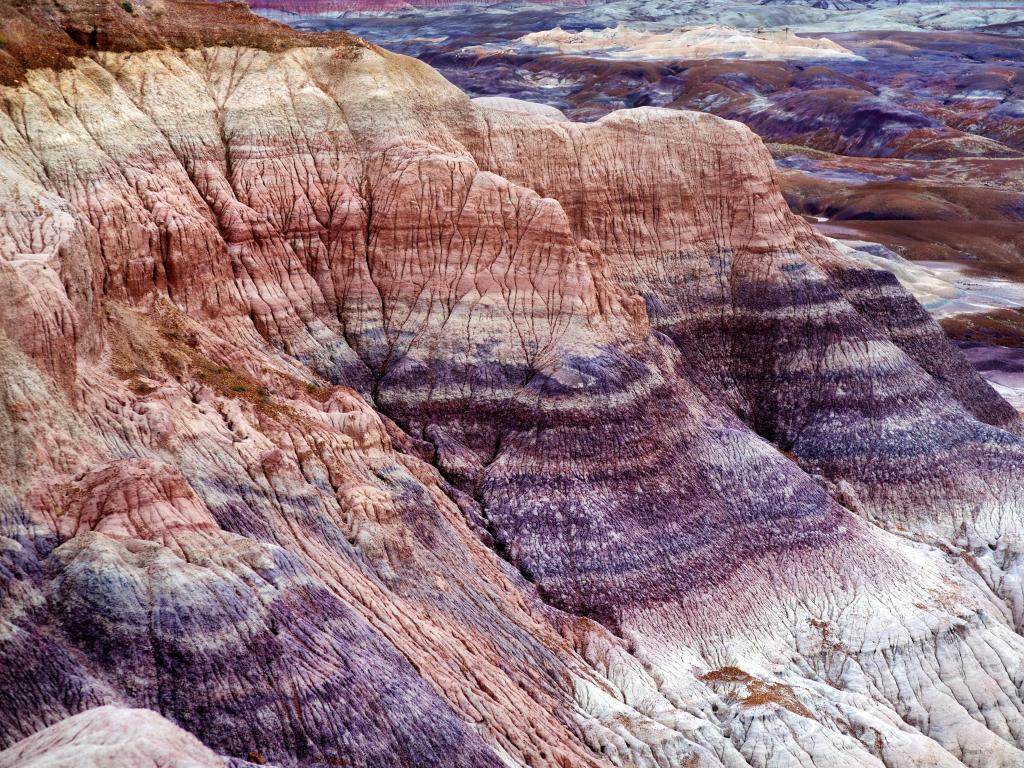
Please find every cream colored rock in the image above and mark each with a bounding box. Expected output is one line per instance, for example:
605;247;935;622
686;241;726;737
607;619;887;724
0;707;226;768
513;24;860;61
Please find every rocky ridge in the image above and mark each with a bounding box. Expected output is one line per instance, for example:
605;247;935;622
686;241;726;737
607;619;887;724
1;2;1024;767
511;24;860;61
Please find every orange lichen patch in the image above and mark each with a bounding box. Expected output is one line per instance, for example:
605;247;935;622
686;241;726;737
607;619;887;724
701;667;814;719
191;362;277;414
935;540;985;578
304;381;335;402
700;666;753;685
106;302;280;416
809;617;831;644
129;379;157;395
742;681;814;719
807;617;849;659
959;550;982;574
107;303;188;383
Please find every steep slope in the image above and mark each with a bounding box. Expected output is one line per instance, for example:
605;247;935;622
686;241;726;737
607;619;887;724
1;3;1024;768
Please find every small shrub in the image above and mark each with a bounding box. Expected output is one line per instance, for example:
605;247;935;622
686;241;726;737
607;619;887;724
0;34;8;49
306;382;319;395
120;1;134;12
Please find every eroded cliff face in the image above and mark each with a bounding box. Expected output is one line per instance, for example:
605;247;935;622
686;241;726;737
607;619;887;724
2;6;1024;767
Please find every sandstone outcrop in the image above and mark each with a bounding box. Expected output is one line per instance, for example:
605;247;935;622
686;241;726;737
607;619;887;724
1;2;1024;767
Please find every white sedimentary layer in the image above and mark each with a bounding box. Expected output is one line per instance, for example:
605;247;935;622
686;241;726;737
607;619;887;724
510;23;860;61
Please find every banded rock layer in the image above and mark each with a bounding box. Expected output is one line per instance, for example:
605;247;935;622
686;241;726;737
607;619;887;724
1;6;1024;767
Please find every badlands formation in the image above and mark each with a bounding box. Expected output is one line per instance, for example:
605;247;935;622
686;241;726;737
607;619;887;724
512;25;860;61
2;1;1024;767
344;0;1024;417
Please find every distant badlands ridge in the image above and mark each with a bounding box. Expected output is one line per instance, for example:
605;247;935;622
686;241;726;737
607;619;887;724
510;24;859;61
245;0;582;12
245;0;1024;33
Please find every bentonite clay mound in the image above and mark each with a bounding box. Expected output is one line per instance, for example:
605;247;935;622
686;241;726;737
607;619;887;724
1;2;1024;767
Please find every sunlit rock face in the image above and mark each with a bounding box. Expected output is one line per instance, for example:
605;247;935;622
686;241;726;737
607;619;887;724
2;3;1024;768
509;24;860;61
